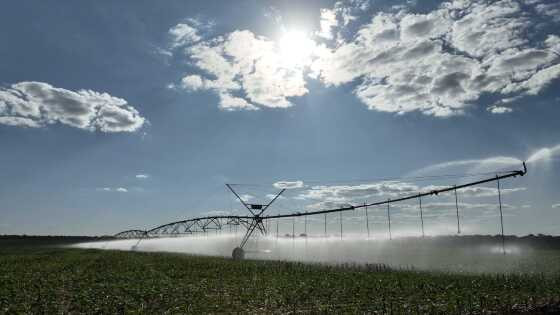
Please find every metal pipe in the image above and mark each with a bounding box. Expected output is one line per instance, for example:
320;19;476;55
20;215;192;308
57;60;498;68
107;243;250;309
419;196;424;238
324;213;327;237
497;176;505;255
387;199;392;240
339;211;343;240
365;202;370;239
454;186;461;234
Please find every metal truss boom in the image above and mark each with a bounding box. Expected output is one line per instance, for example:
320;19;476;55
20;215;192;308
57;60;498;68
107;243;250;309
114;163;527;259
262;163;527;220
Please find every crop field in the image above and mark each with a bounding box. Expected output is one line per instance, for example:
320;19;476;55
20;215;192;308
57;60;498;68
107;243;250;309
1;237;560;314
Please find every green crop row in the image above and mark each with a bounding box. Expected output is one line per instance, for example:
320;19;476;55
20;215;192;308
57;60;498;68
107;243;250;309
1;247;560;314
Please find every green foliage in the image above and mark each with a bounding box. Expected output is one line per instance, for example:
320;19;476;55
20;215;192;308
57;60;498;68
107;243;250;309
1;245;560;313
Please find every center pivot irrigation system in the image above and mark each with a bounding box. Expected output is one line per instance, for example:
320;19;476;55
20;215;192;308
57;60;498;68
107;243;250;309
115;163;527;259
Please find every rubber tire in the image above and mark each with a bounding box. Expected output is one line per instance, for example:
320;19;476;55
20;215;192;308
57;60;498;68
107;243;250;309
232;247;245;260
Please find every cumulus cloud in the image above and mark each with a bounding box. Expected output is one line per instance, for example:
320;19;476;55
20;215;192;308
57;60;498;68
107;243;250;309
135;174;150;179
171;0;559;116
184;30;311;109
311;0;560;117
169;19;203;48
0;116;42;128
0;81;145;132
219;93;259;111
316;9;338;39
181;75;205;91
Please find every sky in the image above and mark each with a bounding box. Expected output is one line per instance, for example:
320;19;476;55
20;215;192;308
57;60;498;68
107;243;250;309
1;0;559;236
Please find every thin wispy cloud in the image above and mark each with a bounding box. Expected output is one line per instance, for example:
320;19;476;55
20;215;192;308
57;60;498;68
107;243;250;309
97;187;128;193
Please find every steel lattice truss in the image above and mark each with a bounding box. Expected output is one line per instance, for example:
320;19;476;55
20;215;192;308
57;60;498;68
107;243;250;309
114;163;527;258
115;216;254;239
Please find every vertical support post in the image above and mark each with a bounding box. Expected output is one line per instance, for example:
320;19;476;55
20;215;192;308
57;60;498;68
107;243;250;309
387;199;392;240
497;176;505;255
276;218;279;239
419;196;425;238
339;211;343;240
292;217;295;239
324;213;327;238
304;212;308;236
365;202;370;239
454;186;461;234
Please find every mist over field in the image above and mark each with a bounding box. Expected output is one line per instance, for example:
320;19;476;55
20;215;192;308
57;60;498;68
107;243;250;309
74;234;558;274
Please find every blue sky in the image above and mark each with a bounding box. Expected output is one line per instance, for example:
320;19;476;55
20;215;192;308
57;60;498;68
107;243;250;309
1;0;559;236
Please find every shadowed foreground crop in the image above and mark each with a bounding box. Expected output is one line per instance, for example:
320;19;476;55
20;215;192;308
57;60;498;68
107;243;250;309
1;237;560;314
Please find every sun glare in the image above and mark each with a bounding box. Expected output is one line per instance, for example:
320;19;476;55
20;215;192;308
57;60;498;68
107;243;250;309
278;30;315;67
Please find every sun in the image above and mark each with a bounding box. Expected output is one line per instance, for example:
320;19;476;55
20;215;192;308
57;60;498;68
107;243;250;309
278;30;315;67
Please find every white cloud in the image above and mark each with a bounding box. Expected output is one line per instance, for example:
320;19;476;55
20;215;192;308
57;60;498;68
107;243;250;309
169;21;201;48
0;116;42;128
174;28;314;110
219;93;258;111
181;75;205;91
170;0;559;116
306;200;355;211
317;9;338;39
487;105;513;114
296;182;420;206
273;181;305;189
135;174;150;179
546;35;560;54
312;0;560;117
552;203;560;209
297;181;525;205
0;81;145;132
97;187;128;193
